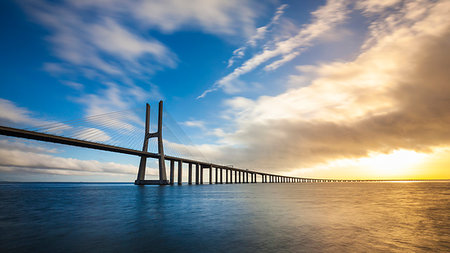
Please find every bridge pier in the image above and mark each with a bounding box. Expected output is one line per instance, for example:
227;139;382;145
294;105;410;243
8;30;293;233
235;170;237;183
229;169;233;184
188;163;192;184
225;169;229;184
195;164;199;184
209;165;212;184
178;160;182;185
200;165;204;184
170;160;175;185
220;168;223;184
135;102;169;185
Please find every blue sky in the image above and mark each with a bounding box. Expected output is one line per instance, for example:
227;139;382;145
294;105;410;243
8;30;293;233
1;0;449;181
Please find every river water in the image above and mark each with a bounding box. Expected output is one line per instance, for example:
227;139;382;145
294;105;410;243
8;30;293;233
0;182;449;252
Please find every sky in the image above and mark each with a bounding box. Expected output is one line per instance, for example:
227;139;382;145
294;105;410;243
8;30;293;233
0;0;449;182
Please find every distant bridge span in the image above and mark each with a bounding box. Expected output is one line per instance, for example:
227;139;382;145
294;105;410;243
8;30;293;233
0;101;373;185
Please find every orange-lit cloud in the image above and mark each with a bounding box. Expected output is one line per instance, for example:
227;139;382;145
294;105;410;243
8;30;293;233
197;0;450;178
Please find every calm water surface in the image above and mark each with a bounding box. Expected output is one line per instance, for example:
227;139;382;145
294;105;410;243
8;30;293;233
0;182;449;252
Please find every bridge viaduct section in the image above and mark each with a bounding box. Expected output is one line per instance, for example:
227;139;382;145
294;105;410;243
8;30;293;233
0;101;375;185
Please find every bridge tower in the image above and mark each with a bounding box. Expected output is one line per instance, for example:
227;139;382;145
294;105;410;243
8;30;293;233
135;101;169;185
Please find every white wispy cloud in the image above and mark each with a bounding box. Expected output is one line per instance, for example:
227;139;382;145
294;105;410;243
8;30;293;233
62;81;84;90
0;98;69;131
22;1;177;79
227;4;288;68
183;120;205;129
22;0;259;81
76;83;148;132
199;0;349;98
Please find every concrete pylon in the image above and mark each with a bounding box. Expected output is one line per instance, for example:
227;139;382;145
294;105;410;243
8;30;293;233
135;101;169;185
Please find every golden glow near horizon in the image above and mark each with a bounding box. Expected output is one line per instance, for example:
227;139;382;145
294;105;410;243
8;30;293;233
289;148;450;180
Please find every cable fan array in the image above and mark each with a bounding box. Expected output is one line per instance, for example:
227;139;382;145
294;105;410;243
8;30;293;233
3;104;209;161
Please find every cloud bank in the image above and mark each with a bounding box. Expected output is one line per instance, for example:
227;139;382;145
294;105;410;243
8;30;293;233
192;0;450;174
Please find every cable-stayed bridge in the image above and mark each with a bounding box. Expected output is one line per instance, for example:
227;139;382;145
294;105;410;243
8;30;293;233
0;101;369;185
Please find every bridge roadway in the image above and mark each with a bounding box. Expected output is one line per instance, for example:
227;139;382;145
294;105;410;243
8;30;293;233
0;125;376;184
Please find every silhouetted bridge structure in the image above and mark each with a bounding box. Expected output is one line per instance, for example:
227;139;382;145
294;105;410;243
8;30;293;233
0;101;374;185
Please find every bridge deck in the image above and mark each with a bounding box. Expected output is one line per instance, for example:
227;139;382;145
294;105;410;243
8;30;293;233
0;125;381;183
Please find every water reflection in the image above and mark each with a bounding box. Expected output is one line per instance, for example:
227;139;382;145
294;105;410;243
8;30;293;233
0;182;449;252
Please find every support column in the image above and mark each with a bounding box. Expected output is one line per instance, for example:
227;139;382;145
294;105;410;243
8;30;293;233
157;101;168;184
220;168;223;184
170;160;174;185
178;160;182;185
225;169;229;184
188;163;192;185
209;165;212;184
195;164;199;184
136;103;150;183
229;170;233;184
200;165;203;184
235;170;237;183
